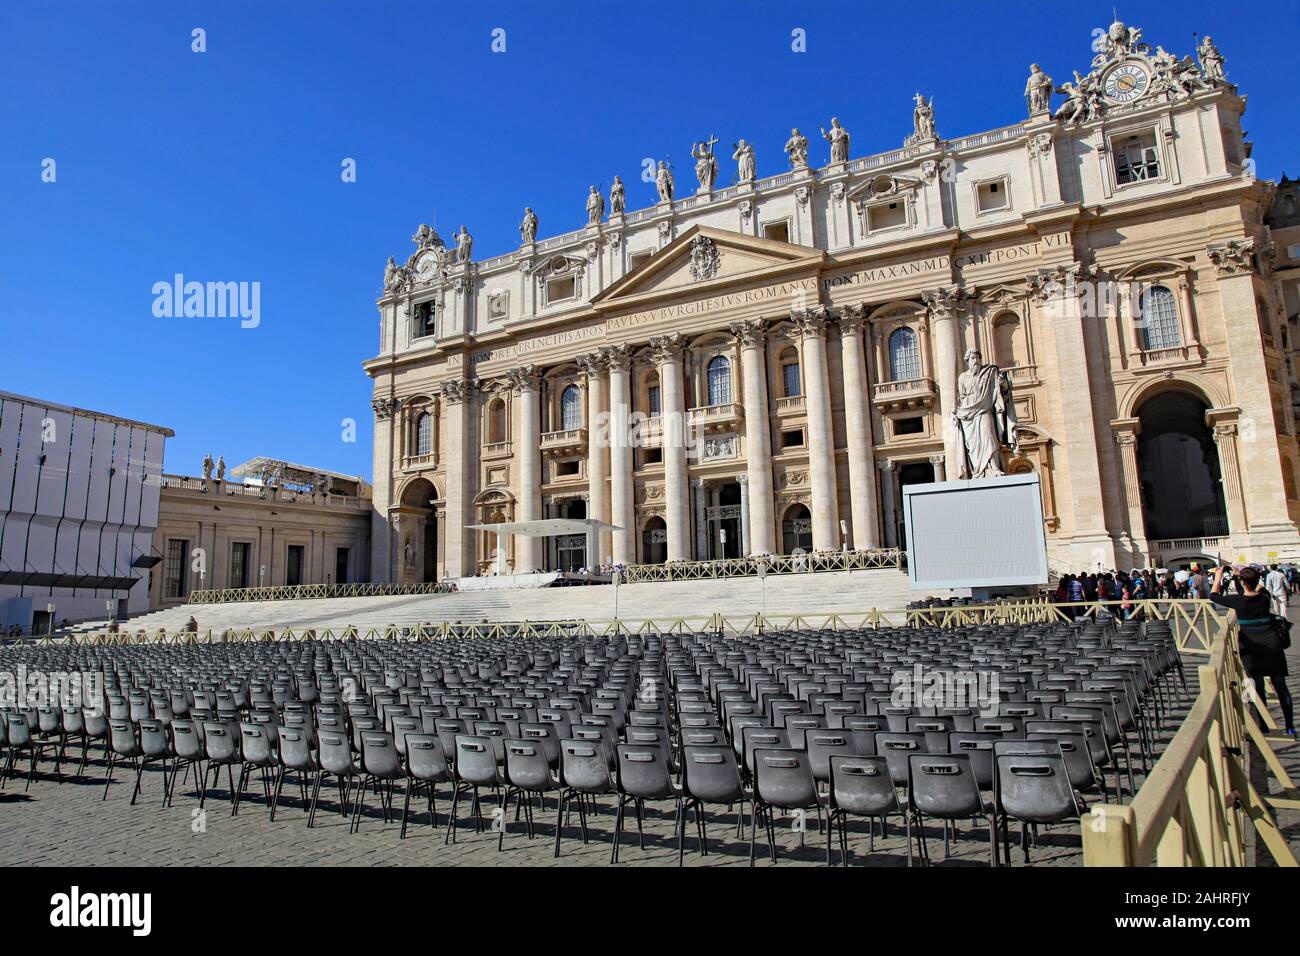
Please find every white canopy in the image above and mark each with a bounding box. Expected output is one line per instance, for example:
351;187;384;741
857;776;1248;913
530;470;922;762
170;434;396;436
465;518;620;537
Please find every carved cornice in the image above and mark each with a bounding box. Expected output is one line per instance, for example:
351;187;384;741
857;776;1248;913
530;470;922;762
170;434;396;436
1206;238;1257;277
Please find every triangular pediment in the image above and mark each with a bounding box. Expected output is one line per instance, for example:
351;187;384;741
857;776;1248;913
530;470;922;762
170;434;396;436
591;225;823;309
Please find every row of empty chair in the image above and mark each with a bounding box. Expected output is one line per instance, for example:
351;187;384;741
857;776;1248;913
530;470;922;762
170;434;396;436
0;615;1188;865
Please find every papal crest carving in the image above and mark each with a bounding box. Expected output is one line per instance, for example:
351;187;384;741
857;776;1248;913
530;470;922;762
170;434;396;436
688;235;721;281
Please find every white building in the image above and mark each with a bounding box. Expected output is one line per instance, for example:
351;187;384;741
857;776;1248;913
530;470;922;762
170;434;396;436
0;390;170;631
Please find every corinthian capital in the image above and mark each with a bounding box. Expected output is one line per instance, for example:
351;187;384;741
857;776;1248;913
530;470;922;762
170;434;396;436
836;303;868;336
371;397;400;420
790;305;833;338
648;332;687;364
1024;263;1099;302
506;365;541;392
1206;238;1257;277
601;343;632;371
439;379;476;405
575;350;608;377
728;318;768;349
921;285;975;318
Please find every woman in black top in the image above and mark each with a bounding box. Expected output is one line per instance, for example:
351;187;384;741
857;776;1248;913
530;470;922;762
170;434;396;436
1209;564;1295;735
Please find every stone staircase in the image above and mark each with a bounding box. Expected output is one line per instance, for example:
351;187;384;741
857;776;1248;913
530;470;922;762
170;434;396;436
118;567;936;635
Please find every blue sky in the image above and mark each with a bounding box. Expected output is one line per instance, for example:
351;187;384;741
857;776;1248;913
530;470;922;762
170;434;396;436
3;0;1297;482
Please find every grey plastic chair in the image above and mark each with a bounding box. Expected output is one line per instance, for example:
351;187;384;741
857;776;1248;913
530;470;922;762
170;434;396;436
828;754;909;866
447;734;502;844
500;738;559;849
352;730;402;832
907;752;998;866
750;748;829;866
680;744;747;864
611;743;682;863
555;737;615;857
401;733;451;837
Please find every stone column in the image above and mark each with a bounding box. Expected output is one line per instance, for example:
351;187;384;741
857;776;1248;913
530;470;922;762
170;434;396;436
603;345;635;565
838;305;880;548
650;333;691;561
440;379;475;578
508;367;542;572
922;286;966;476
730;319;776;554
693;477;707;560
738;475;751;555
1029;265;1115;567
1111;418;1147;560
792;306;840;550
578;351;611;564
879;460;898;548
929;453;946;482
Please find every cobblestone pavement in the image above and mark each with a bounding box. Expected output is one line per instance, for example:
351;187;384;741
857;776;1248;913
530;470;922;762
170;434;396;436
5;614;1299;868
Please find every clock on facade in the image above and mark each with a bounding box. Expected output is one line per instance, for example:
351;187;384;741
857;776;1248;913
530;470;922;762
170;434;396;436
1102;62;1151;103
414;252;438;282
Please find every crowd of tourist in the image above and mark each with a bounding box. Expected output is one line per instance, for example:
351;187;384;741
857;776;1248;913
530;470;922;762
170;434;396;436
1052;562;1298;619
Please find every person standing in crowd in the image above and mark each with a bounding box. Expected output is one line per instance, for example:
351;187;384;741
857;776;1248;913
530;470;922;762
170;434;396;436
1209;562;1295;736
1266;563;1289;616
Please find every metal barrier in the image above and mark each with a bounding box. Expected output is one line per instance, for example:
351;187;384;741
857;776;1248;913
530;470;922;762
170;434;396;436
186;581;455;605
619;548;903;583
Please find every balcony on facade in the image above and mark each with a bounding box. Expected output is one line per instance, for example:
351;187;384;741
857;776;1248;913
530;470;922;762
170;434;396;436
401;452;438;472
540;428;587;456
688;402;743;433
872;378;938;411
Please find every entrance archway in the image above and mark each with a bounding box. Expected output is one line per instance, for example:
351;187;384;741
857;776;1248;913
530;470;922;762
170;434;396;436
895;460;936;549
1136;391;1229;542
554;498;587;570
642;516;668;564
399;477;439;583
782;503;813;554
707;481;744;559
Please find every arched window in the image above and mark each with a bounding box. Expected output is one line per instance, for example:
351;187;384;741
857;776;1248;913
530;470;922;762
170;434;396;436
1139;285;1181;351
779;347;801;397
560;385;582;430
487;399;506;444
416;412;433;456
706;355;732;406
888;327;920;381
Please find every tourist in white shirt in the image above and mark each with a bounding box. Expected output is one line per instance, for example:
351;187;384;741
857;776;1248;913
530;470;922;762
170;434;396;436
1265;563;1289;616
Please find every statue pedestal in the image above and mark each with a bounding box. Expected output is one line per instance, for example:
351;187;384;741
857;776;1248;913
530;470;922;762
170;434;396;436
901;473;1048;592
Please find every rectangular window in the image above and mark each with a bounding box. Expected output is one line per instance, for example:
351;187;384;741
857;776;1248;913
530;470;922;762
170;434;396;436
1114;131;1160;185
286;545;305;587
976;179;1009;212
642;448;662;465
165;539;189;599
782;362;801;398
546;276;576;303
335;547;350;585
229;542;250;589
629;251;653;272
412;301;435;339
893;416;925;436
782;428;805;449
763;220;790;243
556;459;580;477
488;292;509;320
868;201;906;232
647;385;661;416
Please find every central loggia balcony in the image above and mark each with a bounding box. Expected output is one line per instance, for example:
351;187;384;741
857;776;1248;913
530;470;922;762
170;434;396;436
872;377;938;411
540;428;587;455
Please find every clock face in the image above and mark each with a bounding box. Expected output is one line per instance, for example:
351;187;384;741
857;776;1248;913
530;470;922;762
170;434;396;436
1103;62;1150;103
414;252;437;280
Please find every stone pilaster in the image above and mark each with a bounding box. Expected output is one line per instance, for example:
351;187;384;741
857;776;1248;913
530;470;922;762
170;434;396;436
507;366;542;572
603;345;636;565
440;379;476;578
577;351;611;564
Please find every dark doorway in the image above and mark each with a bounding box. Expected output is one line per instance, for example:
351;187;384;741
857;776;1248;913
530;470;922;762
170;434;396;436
1137;391;1229;540
782;503;813;554
555;498;587;571
708;482;744;558
642;516;668;564
286;545;304;587
335;547;350;585
896;460;936;549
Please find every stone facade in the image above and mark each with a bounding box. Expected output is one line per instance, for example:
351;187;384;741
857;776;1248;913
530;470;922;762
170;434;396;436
367;23;1300;580
148;462;371;609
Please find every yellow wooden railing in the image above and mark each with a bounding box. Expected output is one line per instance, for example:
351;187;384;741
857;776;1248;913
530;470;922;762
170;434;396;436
1082;607;1298;866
